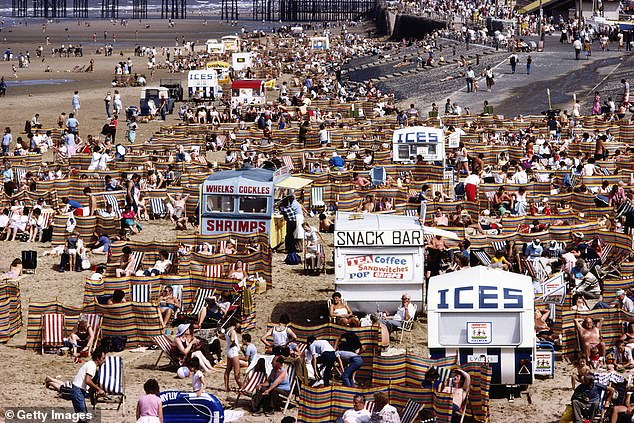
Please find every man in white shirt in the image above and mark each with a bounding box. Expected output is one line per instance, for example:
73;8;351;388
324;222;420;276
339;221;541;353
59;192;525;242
381;293;416;333
341;394;371;423
511;168;528;184
583;158;596;176
70;348;107;413
306;336;342;387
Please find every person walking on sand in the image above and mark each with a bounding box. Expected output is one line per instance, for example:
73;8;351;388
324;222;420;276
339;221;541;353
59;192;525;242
72;91;80;115
573;38;582;60
104;91;112;119
465;66;475;93
526;55;532;75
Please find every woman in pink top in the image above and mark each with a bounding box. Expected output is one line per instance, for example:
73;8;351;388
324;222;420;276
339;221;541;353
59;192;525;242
136;379;163;423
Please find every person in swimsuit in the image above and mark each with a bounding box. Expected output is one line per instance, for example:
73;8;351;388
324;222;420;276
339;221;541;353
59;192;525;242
575;317;605;360
0;258;22;280
69;317;95;358
261;313;297;356
158;286;179;328
224;322;243;392
329;292;359;327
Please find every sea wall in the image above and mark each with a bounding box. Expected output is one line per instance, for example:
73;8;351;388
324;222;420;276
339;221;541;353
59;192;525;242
373;0;447;39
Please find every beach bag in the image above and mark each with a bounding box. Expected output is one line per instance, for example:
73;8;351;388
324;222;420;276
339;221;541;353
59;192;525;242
454;182;465;197
66;215;77;233
284;252;301;265
100;336;128;352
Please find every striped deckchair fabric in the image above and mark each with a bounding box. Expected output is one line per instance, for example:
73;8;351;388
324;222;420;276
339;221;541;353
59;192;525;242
153;334;179;368
41;312;65;354
82;313;102;353
400;400;423;423
131;283;152;303
235;369;267;406
0;283;22;343
103;194;123;216
280;363;299;413
148;197;167;218
95;356;125;411
472;250;491;266
282;155;295;171
190;288;216;316
205;264;223;279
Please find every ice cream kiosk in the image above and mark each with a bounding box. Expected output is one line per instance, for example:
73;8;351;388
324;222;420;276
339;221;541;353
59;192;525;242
231;79;266;107
334;212;458;314
200;167;311;247
428;267;536;386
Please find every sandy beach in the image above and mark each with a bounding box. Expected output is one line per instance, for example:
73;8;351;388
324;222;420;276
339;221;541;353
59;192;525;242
0;17;609;423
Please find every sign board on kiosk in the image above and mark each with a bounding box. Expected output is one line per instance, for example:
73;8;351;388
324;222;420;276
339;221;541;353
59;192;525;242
428;266;535;386
187;70;222;100
334;212;458;314
392;126;445;163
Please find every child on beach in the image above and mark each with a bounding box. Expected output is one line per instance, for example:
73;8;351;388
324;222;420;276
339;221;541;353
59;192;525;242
189;357;206;397
571;356;591;389
136;378;162;423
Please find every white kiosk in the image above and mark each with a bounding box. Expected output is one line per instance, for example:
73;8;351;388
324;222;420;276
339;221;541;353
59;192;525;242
392;126;445;163
428;267;535;386
187;69;222;100
206;39;225;54
199;167;312;242
232;52;253;71
334;212;457;314
310;37;330;50
231;80;265;107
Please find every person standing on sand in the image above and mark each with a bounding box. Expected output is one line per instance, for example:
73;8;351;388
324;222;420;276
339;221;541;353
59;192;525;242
104;91;112;119
72;90;80;115
526;55;532;75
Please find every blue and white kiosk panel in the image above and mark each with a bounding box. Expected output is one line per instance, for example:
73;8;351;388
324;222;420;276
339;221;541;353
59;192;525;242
427;266;535;385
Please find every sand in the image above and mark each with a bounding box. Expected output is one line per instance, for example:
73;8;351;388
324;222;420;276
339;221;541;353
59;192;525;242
0;19;577;423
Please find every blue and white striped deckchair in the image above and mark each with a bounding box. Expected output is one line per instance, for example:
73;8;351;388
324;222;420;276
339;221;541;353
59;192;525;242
95;356;125;411
131;283;151;303
149;197;167;219
103;194;122;217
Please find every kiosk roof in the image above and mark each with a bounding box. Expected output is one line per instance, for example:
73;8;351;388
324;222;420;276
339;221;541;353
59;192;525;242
204;168;274;184
335;212;422;231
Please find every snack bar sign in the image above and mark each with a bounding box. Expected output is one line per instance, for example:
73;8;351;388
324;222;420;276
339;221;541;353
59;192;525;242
335;230;424;247
345;254;413;281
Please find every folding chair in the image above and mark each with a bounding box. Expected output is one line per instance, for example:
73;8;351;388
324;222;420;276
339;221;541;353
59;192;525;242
404;209;419;217
282;156;295;171
189;288;216;317
41;312;65;354
401;400;423;423
365;400;375;413
326;297;347;323
149;197;167;219
94;356;125;411
129;251;145;275
310;186;325;211
103;194;122;217
280;362;299;414
491;241;507;252
131;283;152;303
205;264;223;279
82;313;102;354
369;167;386;187
37;209;55;241
395;304;417;344
153;334;180;369
471;249;492;266
234;368;267;407
13;167;26;185
304;244;325;275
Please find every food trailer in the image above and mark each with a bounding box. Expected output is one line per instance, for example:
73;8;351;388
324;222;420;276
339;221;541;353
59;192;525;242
334;212;457;314
232;52;253;71
231;79;265;107
187;69;222;100
392;126;445;163
310;36;330;50
428;267;535;386
199;167;311;246
206;39;225;54
222;35;241;52
206;61;231;84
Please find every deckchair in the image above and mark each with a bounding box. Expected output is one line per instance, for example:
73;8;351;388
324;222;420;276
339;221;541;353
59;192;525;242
149;197;167;219
280;362;299;414
395;303;417;344
491;241;507;252
189;288;216;317
93;356;125;411
234;368;267;407
404;209;418;217
326;297;348;324
129;251;145;275
310;186;325;211
103;194;122;217
282;156;295;171
471;249;492;266
131;283;152;303
365;400;375;413
205;264;223;279
37;209;55;242
83;313;102;354
401;400;423;423
369;167;386;187
41;312;65;354
153;334;180;369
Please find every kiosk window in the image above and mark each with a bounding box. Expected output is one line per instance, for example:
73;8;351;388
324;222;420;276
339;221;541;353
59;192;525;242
437;312;521;345
206;195;234;213
238;196;268;214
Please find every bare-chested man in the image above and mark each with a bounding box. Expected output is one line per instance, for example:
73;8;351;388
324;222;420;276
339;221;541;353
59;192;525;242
426;235;448;279
575;317;605;360
443;368;471;417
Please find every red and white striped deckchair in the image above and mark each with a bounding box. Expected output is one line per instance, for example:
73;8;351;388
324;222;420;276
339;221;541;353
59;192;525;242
41;312;65;354
234;369;267;407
